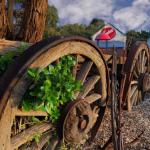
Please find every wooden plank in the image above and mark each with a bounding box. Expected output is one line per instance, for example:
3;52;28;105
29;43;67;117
13;108;48;116
0;39;31;54
11;122;52;149
46;137;59;150
30;131;51;150
78;75;100;98
84;93;101;104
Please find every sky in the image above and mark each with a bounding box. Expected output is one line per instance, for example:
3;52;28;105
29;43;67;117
48;0;150;33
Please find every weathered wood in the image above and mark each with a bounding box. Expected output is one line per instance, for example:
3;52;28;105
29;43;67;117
78;75;100;98
84;93;101;104
76;60;93;84
130;80;138;85
131;90;138;107
46;137;59;150
11;122;52;149
0;100;14;150
0;39;31;54
72;55;79;78
0;39;107;149
13;108;48;116
30;131;51;150
130;85;137;98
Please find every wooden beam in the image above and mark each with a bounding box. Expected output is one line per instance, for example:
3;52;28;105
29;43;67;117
11;122;52;149
13;108;48;116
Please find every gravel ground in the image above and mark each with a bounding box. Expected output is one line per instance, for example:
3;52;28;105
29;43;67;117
83;93;150;150
122;93;150;150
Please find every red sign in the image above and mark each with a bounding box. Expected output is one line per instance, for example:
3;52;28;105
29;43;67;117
96;26;116;40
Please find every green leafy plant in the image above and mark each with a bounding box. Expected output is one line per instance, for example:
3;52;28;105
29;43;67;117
0;52;14;75
22;55;82;123
32;133;41;143
0;42;29;75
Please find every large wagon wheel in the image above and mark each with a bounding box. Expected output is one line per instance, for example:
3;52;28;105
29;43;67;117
123;41;150;112
0;37;109;149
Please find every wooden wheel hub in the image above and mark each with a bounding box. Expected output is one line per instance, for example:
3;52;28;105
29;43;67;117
63;100;99;144
79;117;88;130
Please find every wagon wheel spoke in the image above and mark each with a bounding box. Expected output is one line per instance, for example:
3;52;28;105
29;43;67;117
136;90;142;105
78;75;100;99
72;54;79;77
144;57;148;72
76;60;93;84
139;51;142;73
130;85;138;99
84;93;101;104
135;61;140;76
133;70;138;79
131;89;138;107
139;91;142;103
74;59;94;98
130;80;138;85
141;51;145;73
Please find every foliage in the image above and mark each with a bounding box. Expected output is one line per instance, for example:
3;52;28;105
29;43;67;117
83;18;104;38
59;24;87;37
44;27;61;38
127;30;150;41
0;52;14;75
32;133;41;143
45;5;59;28
0;42;29;75
44;18;105;39
22;55;82;123
44;5;59;38
126;30;150;51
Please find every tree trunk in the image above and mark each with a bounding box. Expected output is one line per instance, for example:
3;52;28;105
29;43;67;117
7;0;14;39
18;0;48;43
0;0;9;38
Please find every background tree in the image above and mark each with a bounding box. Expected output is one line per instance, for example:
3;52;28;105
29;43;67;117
0;0;8;38
45;5;58;29
82;18;105;39
44;5;59;38
59;24;87;37
126;30;150;51
18;0;48;42
7;0;14;39
89;18;105;28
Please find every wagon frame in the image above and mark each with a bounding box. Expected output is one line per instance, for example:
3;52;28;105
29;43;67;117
0;36;149;150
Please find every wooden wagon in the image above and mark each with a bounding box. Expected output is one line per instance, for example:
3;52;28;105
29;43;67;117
0;37;149;150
